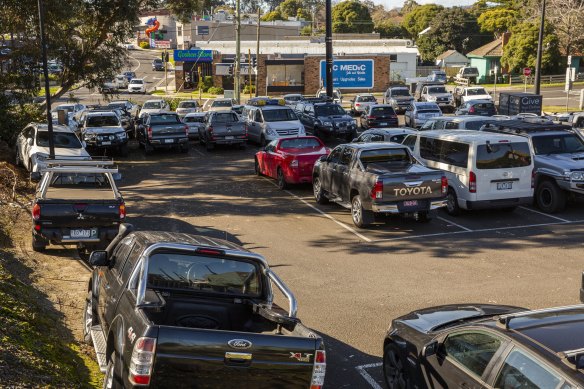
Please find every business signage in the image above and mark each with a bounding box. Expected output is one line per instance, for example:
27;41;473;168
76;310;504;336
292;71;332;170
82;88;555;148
196;26;210;36
319;59;374;89
173;49;213;62
155;40;171;49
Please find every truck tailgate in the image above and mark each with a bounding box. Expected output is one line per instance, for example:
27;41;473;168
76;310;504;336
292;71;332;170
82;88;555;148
150;326;316;388
37;200;121;228
382;172;443;200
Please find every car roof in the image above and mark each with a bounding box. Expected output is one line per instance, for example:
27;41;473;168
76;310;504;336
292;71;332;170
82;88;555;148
144;99;165;103
129;78;144;81
362;128;416;135
483;119;572;136
35;123;75;133
179;100;198;103
132;231;250;253
357;93;375;97
433;115;498;122
368;104;393;108
85;111;118;117
149;112;177;116
258;105;292;110
214;98;232;102
466;99;495;104
413;102;440;108
418;129;528;143
344;142;408;150
184;112;206;117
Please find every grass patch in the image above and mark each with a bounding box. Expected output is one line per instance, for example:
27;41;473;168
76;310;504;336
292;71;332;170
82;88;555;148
543;105;583;112
37;86;60;97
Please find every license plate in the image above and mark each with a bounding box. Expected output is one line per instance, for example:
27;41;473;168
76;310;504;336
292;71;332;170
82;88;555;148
71;229;91;238
102;141;111;145
225;136;234;140
164;139;174;143
403;200;418;207
379;122;388;126
497;182;513;190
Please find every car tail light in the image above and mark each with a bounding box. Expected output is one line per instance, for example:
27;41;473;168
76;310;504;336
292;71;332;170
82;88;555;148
368;116;376;120
371;180;383;200
441;175;448;195
469;171;477;193
119;203;126;219
290;159;298;168
355;103;361;107
32;203;41;220
310;350;326;389
147;127;153;140
208;126;214;140
531;169;535;189
196;247;225;256
129;337;156;386
184;125;189;137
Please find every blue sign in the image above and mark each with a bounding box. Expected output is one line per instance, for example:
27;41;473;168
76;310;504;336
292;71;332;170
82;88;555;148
173;50;213;62
320;59;374;89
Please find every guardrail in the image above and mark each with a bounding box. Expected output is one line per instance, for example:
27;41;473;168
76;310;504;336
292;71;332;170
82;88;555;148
509;73;584;85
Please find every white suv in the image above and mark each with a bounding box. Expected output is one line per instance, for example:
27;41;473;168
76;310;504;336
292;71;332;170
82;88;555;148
128;78;146;94
243;104;306;146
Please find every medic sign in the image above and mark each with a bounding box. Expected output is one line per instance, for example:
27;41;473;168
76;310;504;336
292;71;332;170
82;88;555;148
320;60;374;89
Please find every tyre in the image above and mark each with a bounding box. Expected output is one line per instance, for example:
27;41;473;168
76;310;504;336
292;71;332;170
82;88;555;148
277;168;287;190
205;141;214;151
383;342;411;389
351;195;374;228
254;158;262;176
82;291;95;344
103;351;123;389
31;233;46;252
180;143;189;153
536;180;566;213
260;135;267;147
415;211;431;222
446;188;461;216
313;177;329;204
118;144;128;157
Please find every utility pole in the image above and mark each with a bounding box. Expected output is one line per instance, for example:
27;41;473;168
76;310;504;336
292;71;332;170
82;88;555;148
164;48;168;93
534;0;546;95
234;0;241;104
325;0;333;98
248;49;252;99
255;8;261;97
38;0;54;159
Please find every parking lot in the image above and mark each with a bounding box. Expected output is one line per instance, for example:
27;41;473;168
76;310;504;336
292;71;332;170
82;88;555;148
113;139;584;388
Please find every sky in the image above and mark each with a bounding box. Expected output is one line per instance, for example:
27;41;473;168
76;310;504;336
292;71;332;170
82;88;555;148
371;0;476;9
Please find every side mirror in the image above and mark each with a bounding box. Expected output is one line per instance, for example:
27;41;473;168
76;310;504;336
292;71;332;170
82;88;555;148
27;138;34;146
88;250;109;267
319;155;328;162
422;341;438;358
30;172;41;182
112;173;122;181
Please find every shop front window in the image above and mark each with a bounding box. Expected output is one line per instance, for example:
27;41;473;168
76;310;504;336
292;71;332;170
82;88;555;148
266;64;304;87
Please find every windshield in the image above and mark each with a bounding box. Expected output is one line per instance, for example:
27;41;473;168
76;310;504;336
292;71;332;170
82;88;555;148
532;134;584;155
86;115;120;127
36;132;82;148
212;100;232;107
476;142;531;169
280;138;322;149
360;148;411;169
212;112;239;123
146;252;261;297
179;101;198;108
262;108;298;122
150;114;180;125
358;96;376;102
391;89;410;97
315;105;346;116
468;88;488;95
428;87;447;94
130;79;144;85
143;101;162;109
285;95;302;102
107;103;126;110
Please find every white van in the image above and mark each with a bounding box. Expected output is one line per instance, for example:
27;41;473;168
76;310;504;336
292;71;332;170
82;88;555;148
403;130;534;215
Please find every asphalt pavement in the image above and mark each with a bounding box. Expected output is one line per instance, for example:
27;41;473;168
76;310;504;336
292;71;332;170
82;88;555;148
109;137;584;388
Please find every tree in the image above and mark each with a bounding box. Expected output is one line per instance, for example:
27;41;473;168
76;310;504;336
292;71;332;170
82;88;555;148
401;0;419;15
261;9;285;20
477;8;519;37
401;4;443;38
279;0;311;19
547;0;584;58
332;1;374;33
166;0;213;24
416;7;487;61
500;21;562;74
375;21;408;38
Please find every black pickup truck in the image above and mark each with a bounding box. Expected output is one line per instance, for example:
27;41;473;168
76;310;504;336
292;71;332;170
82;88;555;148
31;160;125;252
85;225;326;389
312;143;448;227
295;101;357;142
137;113;189;155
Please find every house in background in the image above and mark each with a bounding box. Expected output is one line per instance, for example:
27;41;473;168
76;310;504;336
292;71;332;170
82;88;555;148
467;33;511;83
435;50;468;68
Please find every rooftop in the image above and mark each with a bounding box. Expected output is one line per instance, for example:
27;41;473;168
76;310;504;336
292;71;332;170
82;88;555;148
467;39;503;57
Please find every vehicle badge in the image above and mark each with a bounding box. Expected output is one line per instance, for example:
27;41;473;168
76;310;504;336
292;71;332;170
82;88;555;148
290;352;312;362
228;339;252;349
77;213;85;220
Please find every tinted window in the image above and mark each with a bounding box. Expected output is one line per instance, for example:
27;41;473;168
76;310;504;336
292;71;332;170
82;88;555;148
49;173;112;189
212;112;239;123
531;134;584;155
467;88;488;96
143;101;162;109
445;121;460;129
36;132;82;149
428;86;447;93
358;95;376;102
212;100;232;107
112;236;135;278
444;332;502;377
370;134;384;142
149;114;181;125
465;120;491;131
184;116;205;123
262;108;298;122
328;147;342;163
476;142;531;169
179;101;198;108
85;115;120;127
391;89;410;96
389;134;408;143
371;107;396;115
494;349;561;389
402;135;417;150
420;138;469;168
280;138;321;149
360;148;411;168
340;147;354;165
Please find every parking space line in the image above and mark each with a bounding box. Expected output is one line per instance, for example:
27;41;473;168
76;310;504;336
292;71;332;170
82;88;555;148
355;363;383;389
260;178;372;242
436;216;472;231
518;206;570;222
192;148;206;156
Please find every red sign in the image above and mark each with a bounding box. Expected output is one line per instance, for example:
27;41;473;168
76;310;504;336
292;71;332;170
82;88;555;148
523;67;532;76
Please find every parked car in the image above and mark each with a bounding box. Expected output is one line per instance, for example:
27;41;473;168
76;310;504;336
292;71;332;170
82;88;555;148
420;116;500;131
255;136;329;189
316;88;342;104
137;112;189;154
152;58;164;71
175;100;200;118
350;94;377;116
207;98;234;112
454;66;480;83
30;160;124;251
107;100;140;128
453;86;492;107
418;84;455;112
283;93;303;106
295;101;357;141
199;110;246;151
15;123;90;177
481;119;584;213
312;143;448;227
122;71;136;82
182;112;207;140
77;111;129;156
383;86;414;114
404;102;442;128
51;103;87;124
85;226;326;389
128;78;146;94
427;70;447;83
353;128;417;144
404;130;534;215
383;303;584;389
361;104;399;130
139;99;169;117
242;102;306;146
455;99;497;116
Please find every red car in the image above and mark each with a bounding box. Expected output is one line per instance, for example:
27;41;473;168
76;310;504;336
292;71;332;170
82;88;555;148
254;136;330;189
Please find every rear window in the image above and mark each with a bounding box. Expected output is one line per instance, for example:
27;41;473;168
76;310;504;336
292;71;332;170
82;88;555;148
476;142;531;169
465;120;492;130
179;101;198;108
150;114;180;125
212;112;239;123
37;132;82;149
184;116;205;123
49;173;111;188
418;109;441;114
420;138;469;168
360;148;412;168
212;100;232;107
358;95;376;102
147;252;261;297
86;115;119;127
280;138;321;149
371;107;396;115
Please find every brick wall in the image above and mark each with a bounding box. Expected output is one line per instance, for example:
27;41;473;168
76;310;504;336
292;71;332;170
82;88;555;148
256;54;268;96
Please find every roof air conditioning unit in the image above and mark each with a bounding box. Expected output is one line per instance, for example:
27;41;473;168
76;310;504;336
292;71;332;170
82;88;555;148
405;40;413;47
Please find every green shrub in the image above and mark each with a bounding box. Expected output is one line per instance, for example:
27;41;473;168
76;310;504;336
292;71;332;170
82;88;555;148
198;76;214;92
243;85;256;94
207;87;224;95
164;98;180;111
139;41;150;49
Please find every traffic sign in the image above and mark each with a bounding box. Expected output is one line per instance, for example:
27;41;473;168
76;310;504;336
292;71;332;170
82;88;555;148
523;67;531;77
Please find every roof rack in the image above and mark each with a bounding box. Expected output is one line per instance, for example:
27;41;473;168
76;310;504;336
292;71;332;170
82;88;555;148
247;97;285;107
496;304;584;329
558;347;584;370
481;119;572;135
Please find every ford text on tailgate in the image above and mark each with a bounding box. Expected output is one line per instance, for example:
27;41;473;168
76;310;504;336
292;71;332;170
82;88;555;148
312;143;448;227
85;226;325;389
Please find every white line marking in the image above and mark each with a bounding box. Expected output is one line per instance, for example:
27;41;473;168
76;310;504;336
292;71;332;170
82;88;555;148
518;206;570;222
355;363;383;389
192;148;205;156
437;216;472;231
260;177;372;242
129;54;141;72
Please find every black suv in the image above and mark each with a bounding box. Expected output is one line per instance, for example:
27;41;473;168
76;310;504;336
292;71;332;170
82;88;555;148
361;104;398;130
152;58;164;71
383;304;584;389
294;101;357;141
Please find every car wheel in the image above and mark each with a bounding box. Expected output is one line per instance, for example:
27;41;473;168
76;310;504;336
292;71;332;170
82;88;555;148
260;135;267;147
536;180;566;213
277;168;287;190
254;158;262;176
383;342;410;389
144;144;153;155
351;195;373;228
180;143;189;153
313;177;329;205
118;144;128;157
446;188;461;216
82;291;95;344
415;211;431;222
103;351;123;389
31;233;46;252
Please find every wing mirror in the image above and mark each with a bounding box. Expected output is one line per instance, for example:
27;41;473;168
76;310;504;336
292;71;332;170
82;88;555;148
30;171;41;182
112;173;122;181
318;155;328;162
27;138;34;146
88;250;109;267
422;341;439;357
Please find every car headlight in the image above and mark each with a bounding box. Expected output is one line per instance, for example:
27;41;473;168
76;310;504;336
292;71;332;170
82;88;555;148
117;132;127;139
571;171;584;181
298;127;305;135
266;128;276;136
426;96;436;101
322;121;332;126
84;133;96;140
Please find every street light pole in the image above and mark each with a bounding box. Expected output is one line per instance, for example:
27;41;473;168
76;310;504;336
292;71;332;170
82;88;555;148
534;0;546;95
234;0;241;103
38;0;54;159
325;0;333;98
